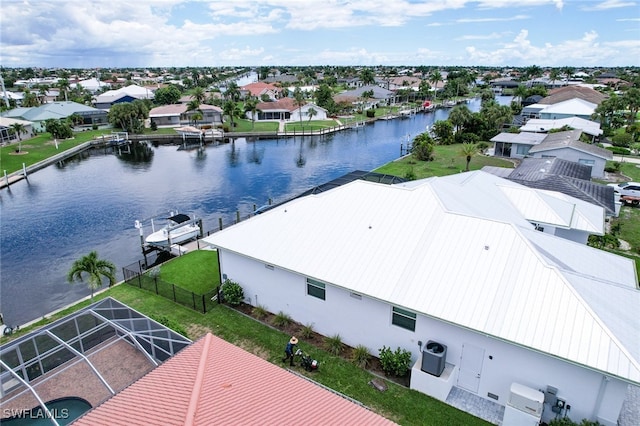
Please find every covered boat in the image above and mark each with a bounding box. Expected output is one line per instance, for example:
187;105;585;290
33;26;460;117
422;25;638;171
145;214;200;247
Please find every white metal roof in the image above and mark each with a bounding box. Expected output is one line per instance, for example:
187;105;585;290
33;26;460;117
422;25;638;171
520;117;603;136
203;172;639;384
539;98;597;116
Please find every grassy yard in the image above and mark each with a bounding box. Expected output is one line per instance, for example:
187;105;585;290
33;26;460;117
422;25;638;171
229;119;279;133
0;131;102;174
1;280;489;426
375;144;515;178
284;119;340;132
157;250;220;294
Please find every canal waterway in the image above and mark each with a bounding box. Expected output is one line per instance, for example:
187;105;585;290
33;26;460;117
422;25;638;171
0;97;511;325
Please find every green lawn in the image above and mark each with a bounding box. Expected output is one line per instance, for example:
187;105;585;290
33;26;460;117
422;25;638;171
229;119;279;132
158;250;220;294
1;281;489;426
284;120;340;132
375;144;515;178
0;131;103;174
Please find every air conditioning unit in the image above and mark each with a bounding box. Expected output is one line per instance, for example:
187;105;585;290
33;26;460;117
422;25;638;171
421;340;447;377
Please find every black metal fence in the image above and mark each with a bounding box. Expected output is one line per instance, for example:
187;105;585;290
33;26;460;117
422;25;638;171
122;263;219;314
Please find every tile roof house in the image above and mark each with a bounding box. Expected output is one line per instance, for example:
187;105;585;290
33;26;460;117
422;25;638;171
334;85;397;109
202;171;638;426
538;85;607;105
239;81;283;101
149;103;223;128
74;333;395;426
528;130;613;178
253;98;328;122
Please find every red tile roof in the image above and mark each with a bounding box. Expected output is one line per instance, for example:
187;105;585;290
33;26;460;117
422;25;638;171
73;333;396;426
241;81;282;97
256;97;300;112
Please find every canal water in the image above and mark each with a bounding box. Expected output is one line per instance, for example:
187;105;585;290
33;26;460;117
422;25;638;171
0;97;511;325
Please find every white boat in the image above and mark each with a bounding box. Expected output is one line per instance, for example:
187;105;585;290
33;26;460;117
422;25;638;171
175;126;203;137
145;214;200;247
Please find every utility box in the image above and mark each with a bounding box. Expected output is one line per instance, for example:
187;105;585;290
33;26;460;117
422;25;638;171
421;340;447;377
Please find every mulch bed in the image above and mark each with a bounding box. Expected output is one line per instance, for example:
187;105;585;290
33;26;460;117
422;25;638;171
233;302;411;387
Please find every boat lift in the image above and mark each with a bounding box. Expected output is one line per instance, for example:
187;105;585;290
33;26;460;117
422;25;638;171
134;211;203;266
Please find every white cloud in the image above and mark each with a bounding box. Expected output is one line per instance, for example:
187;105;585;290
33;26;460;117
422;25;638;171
456;15;529;23
582;0;637;11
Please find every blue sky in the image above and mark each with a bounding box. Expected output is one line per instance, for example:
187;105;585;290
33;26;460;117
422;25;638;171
1;0;639;68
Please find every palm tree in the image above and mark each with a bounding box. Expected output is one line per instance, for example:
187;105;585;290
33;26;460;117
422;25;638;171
67;251;116;300
223;100;242;129
307;107;317;123
360;68;375;86
513;85;528;107
57;78;71;101
224;81;240;102
10;122;27;152
192;87;206;104
293;87;305;125
244;97;259;129
429;70;443;103
460;143;479;171
549;69;561;88
448;105;472;134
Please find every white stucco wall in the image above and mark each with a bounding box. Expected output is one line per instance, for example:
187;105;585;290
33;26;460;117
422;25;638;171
217;249;630;425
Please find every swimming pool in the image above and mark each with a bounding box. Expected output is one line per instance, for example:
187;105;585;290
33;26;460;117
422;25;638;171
2;397;92;425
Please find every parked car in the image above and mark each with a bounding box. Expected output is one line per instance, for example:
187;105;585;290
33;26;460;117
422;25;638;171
609;181;640;205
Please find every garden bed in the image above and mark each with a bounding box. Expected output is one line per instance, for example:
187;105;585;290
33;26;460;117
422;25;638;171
233;302;411;387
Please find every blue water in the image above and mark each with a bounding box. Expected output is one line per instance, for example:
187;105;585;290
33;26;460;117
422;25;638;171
0;97;511;325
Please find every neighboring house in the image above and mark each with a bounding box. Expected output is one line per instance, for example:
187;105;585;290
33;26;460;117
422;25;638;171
239;82;282;101
0;117;34;144
483;157;617;217
538;85;607;105
538;98;598;121
75;77;110;93
74;332;395;426
252;98;328;122
519;117;603;140
1;101;108;131
149;103;223;127
0;298;190;421
387;76;422;91
333;85;397;109
94;84;154;109
202;171;638;426
522;98;598;121
490;131;547;158
1;90;24;106
528;130;612;178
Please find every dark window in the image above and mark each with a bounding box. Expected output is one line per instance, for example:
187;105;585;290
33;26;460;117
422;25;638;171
392;306;416;331
306;278;325;300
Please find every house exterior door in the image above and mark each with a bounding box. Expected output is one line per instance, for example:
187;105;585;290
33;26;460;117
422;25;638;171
457;343;485;393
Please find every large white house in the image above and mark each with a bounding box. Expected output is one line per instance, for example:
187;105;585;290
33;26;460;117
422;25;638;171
202;171;639;426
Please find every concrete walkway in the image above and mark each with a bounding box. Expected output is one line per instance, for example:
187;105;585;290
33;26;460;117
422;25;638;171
613;155;640;165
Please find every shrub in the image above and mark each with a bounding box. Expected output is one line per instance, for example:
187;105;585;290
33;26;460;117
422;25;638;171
604;161;622;173
378;345;412;377
251;305;268;320
299;323;315;339
150;120;158;131
324;334;344;356
606;146;631;155
272;311;292;328
92;124;98;130
404;167;416;180
151;314;188;337
351;344;371;368
366;109;375;118
221;279;244;306
611;132;632;147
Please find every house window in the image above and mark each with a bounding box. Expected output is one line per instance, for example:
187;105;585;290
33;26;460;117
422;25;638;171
392;306;416;331
578;159;595;167
306;278;325;300
516;145;530;155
